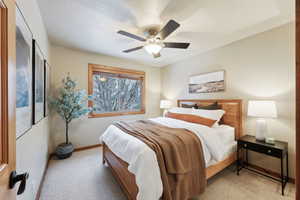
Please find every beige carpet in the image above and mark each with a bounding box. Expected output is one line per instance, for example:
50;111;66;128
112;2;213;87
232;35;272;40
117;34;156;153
40;148;295;200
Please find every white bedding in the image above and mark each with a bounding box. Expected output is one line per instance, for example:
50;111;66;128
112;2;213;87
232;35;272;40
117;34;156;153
100;117;236;200
214;125;236;145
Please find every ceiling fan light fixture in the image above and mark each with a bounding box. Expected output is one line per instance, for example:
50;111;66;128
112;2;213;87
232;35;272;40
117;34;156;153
118;19;189;58
144;43;163;55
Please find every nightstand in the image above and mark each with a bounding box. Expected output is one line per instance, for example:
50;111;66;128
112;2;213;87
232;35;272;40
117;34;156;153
236;135;288;195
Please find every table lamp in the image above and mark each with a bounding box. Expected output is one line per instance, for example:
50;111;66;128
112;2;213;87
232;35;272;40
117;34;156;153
247;100;277;142
160;100;172;116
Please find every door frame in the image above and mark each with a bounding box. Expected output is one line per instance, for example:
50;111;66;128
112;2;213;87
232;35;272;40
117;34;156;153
0;0;9;168
0;0;16;199
297;0;300;197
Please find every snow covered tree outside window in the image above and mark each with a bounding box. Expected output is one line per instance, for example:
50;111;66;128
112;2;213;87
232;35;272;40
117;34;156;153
88;64;145;117
92;73;142;113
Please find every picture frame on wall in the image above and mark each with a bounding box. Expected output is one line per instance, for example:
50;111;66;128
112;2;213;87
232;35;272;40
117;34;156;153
189;70;225;93
16;6;33;139
44;60;50;117
32;39;45;124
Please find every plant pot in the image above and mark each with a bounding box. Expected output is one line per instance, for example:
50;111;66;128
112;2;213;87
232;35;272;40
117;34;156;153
55;143;74;159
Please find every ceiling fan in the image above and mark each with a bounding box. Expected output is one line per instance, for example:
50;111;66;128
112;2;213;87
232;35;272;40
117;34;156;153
117;19;190;58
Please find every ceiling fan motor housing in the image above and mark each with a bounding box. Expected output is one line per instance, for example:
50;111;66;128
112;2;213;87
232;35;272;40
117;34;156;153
143;27;160;38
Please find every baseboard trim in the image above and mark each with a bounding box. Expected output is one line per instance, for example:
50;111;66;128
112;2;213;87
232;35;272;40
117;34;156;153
74;144;102;152
247;163;295;184
35;153;54;200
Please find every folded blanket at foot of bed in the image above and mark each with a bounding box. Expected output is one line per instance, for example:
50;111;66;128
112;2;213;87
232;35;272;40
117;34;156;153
114;120;206;200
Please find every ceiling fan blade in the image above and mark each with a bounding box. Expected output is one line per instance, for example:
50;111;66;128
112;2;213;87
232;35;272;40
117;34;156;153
164;42;190;49
158;19;180;40
152;52;161;58
123;46;144;53
117;30;146;42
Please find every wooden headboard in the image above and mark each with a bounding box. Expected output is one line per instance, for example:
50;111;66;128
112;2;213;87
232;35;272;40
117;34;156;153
177;99;243;140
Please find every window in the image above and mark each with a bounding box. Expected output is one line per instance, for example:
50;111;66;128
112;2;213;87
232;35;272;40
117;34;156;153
88;64;145;118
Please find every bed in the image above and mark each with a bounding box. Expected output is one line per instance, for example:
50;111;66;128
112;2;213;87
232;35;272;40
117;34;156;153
100;99;243;200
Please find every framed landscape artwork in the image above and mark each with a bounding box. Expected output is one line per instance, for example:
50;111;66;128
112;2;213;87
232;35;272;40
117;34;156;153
189;70;225;93
44;60;50;117
16;6;33;139
33;40;45;124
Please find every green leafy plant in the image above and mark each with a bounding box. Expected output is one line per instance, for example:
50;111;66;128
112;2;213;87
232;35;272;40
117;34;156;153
50;75;91;144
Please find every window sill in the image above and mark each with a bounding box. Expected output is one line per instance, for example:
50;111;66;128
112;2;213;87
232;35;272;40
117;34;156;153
88;110;145;118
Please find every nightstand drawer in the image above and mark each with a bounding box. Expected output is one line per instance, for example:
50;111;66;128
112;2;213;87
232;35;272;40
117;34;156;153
239;141;282;158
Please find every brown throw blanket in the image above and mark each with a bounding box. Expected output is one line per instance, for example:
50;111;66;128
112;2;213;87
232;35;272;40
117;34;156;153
114;120;206;200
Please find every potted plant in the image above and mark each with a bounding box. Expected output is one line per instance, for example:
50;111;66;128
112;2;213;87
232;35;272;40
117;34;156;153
50;75;91;159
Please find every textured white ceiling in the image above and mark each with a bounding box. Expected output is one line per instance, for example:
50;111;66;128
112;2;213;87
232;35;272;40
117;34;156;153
37;0;294;67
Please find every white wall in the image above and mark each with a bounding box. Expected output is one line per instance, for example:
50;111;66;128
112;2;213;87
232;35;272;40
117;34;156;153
15;0;51;199
50;46;161;148
161;23;295;178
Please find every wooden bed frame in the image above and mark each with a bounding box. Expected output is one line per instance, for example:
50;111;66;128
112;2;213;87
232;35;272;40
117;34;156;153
102;99;243;200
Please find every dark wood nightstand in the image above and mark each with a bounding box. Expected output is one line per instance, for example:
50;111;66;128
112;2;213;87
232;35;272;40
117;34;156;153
236;135;288;195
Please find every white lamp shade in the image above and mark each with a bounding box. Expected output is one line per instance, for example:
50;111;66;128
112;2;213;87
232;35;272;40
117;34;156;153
160;100;172;109
248;100;277;118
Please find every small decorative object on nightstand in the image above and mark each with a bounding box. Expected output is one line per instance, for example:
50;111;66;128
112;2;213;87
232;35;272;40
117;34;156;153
236;135;288;195
247;100;277;142
266;137;275;145
160;100;172;116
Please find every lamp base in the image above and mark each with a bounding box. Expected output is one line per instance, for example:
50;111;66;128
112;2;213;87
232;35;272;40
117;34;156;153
255;118;267;142
163;109;168;117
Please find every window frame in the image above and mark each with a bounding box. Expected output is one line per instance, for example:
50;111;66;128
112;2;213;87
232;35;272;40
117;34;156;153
88;63;145;118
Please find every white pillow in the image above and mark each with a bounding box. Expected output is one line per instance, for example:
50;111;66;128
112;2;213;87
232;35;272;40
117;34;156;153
190;109;225;127
168;107;193;115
